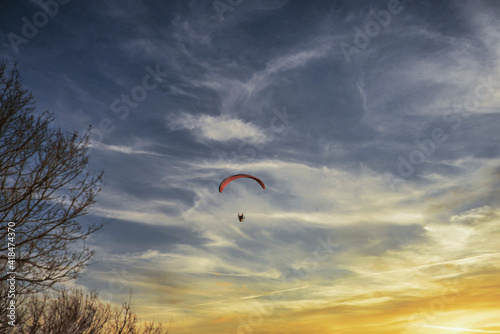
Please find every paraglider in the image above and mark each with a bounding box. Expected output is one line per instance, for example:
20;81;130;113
218;174;265;222
218;174;265;193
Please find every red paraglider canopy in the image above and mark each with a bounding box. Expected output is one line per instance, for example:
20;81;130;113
219;174;265;193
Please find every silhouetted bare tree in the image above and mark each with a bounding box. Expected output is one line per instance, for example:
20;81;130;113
11;288;169;334
0;60;103;332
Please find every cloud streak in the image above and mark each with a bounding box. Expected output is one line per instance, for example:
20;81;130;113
167;112;269;143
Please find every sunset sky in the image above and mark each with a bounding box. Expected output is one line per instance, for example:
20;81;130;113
1;0;500;333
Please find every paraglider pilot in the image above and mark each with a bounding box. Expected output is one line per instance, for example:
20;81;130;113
237;213;245;222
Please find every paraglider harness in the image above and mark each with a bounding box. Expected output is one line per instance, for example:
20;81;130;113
237;213;245;222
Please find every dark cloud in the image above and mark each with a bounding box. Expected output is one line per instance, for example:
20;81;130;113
90;218;208;255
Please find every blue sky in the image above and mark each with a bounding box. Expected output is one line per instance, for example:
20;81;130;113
2;0;500;333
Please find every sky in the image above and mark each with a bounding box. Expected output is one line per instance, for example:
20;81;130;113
1;0;500;333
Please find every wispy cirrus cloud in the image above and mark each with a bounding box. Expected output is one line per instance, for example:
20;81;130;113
166;112;269;144
89;141;175;157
